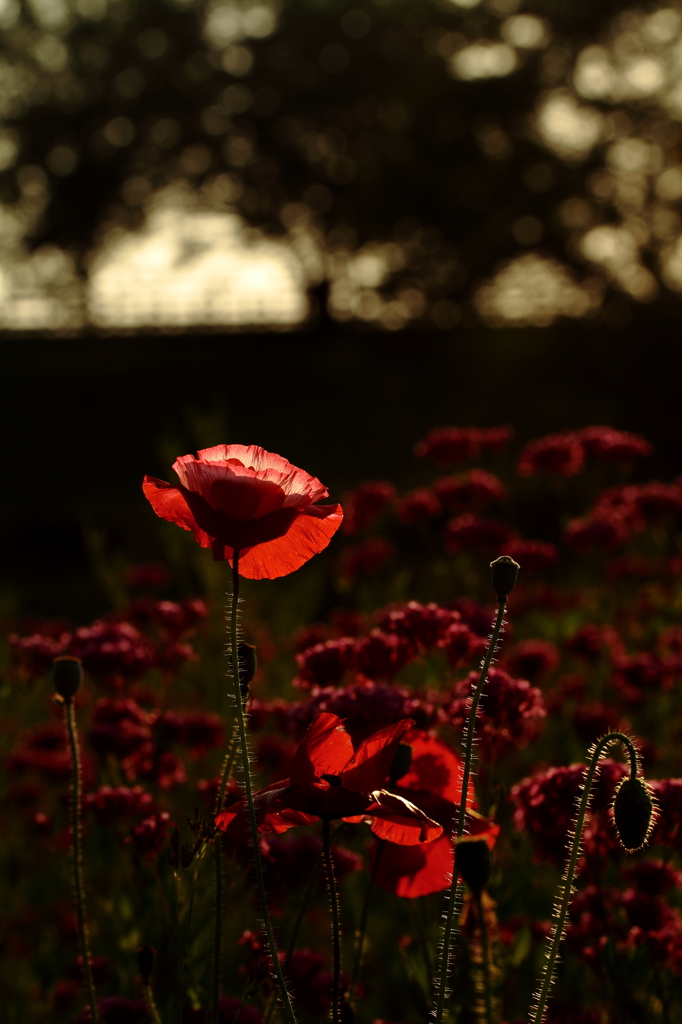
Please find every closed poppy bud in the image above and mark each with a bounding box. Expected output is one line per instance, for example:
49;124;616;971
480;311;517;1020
52;656;83;701
456;836;492;896
613;776;654;852
490;555;520;601
238;643;257;700
137;945;156;982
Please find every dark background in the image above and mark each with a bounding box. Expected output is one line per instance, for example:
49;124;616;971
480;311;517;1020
2;314;678;618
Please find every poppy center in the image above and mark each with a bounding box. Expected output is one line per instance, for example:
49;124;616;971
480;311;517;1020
321;774;342;787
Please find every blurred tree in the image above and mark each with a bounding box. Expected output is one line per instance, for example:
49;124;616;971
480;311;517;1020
1;0;682;329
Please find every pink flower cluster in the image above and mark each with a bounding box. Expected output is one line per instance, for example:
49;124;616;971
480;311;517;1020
441;667;546;756
518;427;652;478
415;425;513;465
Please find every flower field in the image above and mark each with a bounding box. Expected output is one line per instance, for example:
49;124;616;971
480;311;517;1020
3;424;682;1024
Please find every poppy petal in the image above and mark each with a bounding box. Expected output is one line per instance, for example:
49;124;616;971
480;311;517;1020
142;476;212;548
365;791;443;845
341;719;415;794
289;713;354;786
374;835;454;898
194;444;330;505
229;504;343;580
399;731;473;806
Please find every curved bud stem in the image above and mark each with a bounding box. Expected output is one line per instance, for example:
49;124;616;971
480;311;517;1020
64;699;100;1024
228;554;297;1024
529;732;639;1024
433;599;507;1024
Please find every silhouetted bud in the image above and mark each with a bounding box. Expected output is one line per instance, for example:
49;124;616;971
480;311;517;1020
137;945;156;982
389;742;413;786
613;776;654;852
456;837;492;897
53;656;83;701
238;642;257;700
490;555;520;601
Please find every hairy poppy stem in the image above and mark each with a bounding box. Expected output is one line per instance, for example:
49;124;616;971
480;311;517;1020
212;725;239;1024
529;732;639;1024
323;818;342;1024
142;983;163;1024
64;698;100;1024
476;895;493;1024
433;599;506;1024
229;553;296;1024
350;839;383;1003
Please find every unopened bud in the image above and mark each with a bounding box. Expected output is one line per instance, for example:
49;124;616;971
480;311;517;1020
490;555;520;602
456;836;492;897
613;776;654;853
52;656;83;701
137;945;156;982
238;642;257;700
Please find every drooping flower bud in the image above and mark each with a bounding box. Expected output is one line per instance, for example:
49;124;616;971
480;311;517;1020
52;656;83;701
613;776;654;853
456;836;492;897
238;642;257;701
137;945;156;982
490;555;520;602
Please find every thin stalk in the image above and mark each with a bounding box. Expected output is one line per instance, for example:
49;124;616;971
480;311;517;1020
212;722;239;1024
64;699;100;1024
323;819;342;1024
350;839;383;1001
142;983;163;1024
529;732;638;1024
433;600;507;1024
228;553;296;1024
476;895;493;1024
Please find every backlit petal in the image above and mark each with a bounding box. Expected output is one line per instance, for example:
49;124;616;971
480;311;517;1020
231;504;343;579
341;719;415;794
365;791;443;845
289;713;354;786
399;731;473;805
142;476;212;548
196;444;329;504
374;835;454;898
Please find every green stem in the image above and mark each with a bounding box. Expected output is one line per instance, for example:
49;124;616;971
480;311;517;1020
529;732;638;1024
323;819;341;1024
228;553;296;1024
476;895;493;1024
142;983;163;1024
64;700;100;1024
433;599;507;1024
212;723;239;1024
350;839;383;1002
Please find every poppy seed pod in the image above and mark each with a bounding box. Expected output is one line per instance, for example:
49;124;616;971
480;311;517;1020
490;555;520;602
52;656;83;701
137;945;156;982
456;836;492;897
238;642;257;700
613;776;654;852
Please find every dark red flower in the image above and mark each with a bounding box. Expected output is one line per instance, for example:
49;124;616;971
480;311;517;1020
153;710;224;758
217;714;442;845
575;425;653;462
129;812;172;861
649;780;682;849
434;470;506;512
414;426;482;465
444;515;517;553
290;682;435;741
437;622;487;669
84;785;154;824
294;637;356;689
503;539;559;573
564;516;630;551
88;698;154;761
507;640;560;680
341;480;396;535
284;949;350;1017
74;998;149;1023
7;723;73;782
567;624;623;661
352;630;414;680
70;621;156;683
478;425;514;453
394;488;442;525
442;668;546;755
143;444;343;580
9;631;71;675
378;601;459;651
511;764;585;863
337;536;395;580
124;562;170;590
518;432;584;477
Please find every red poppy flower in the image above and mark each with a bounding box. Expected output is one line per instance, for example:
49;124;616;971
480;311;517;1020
216;713;442;846
373;730;500;898
143;445;343;580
